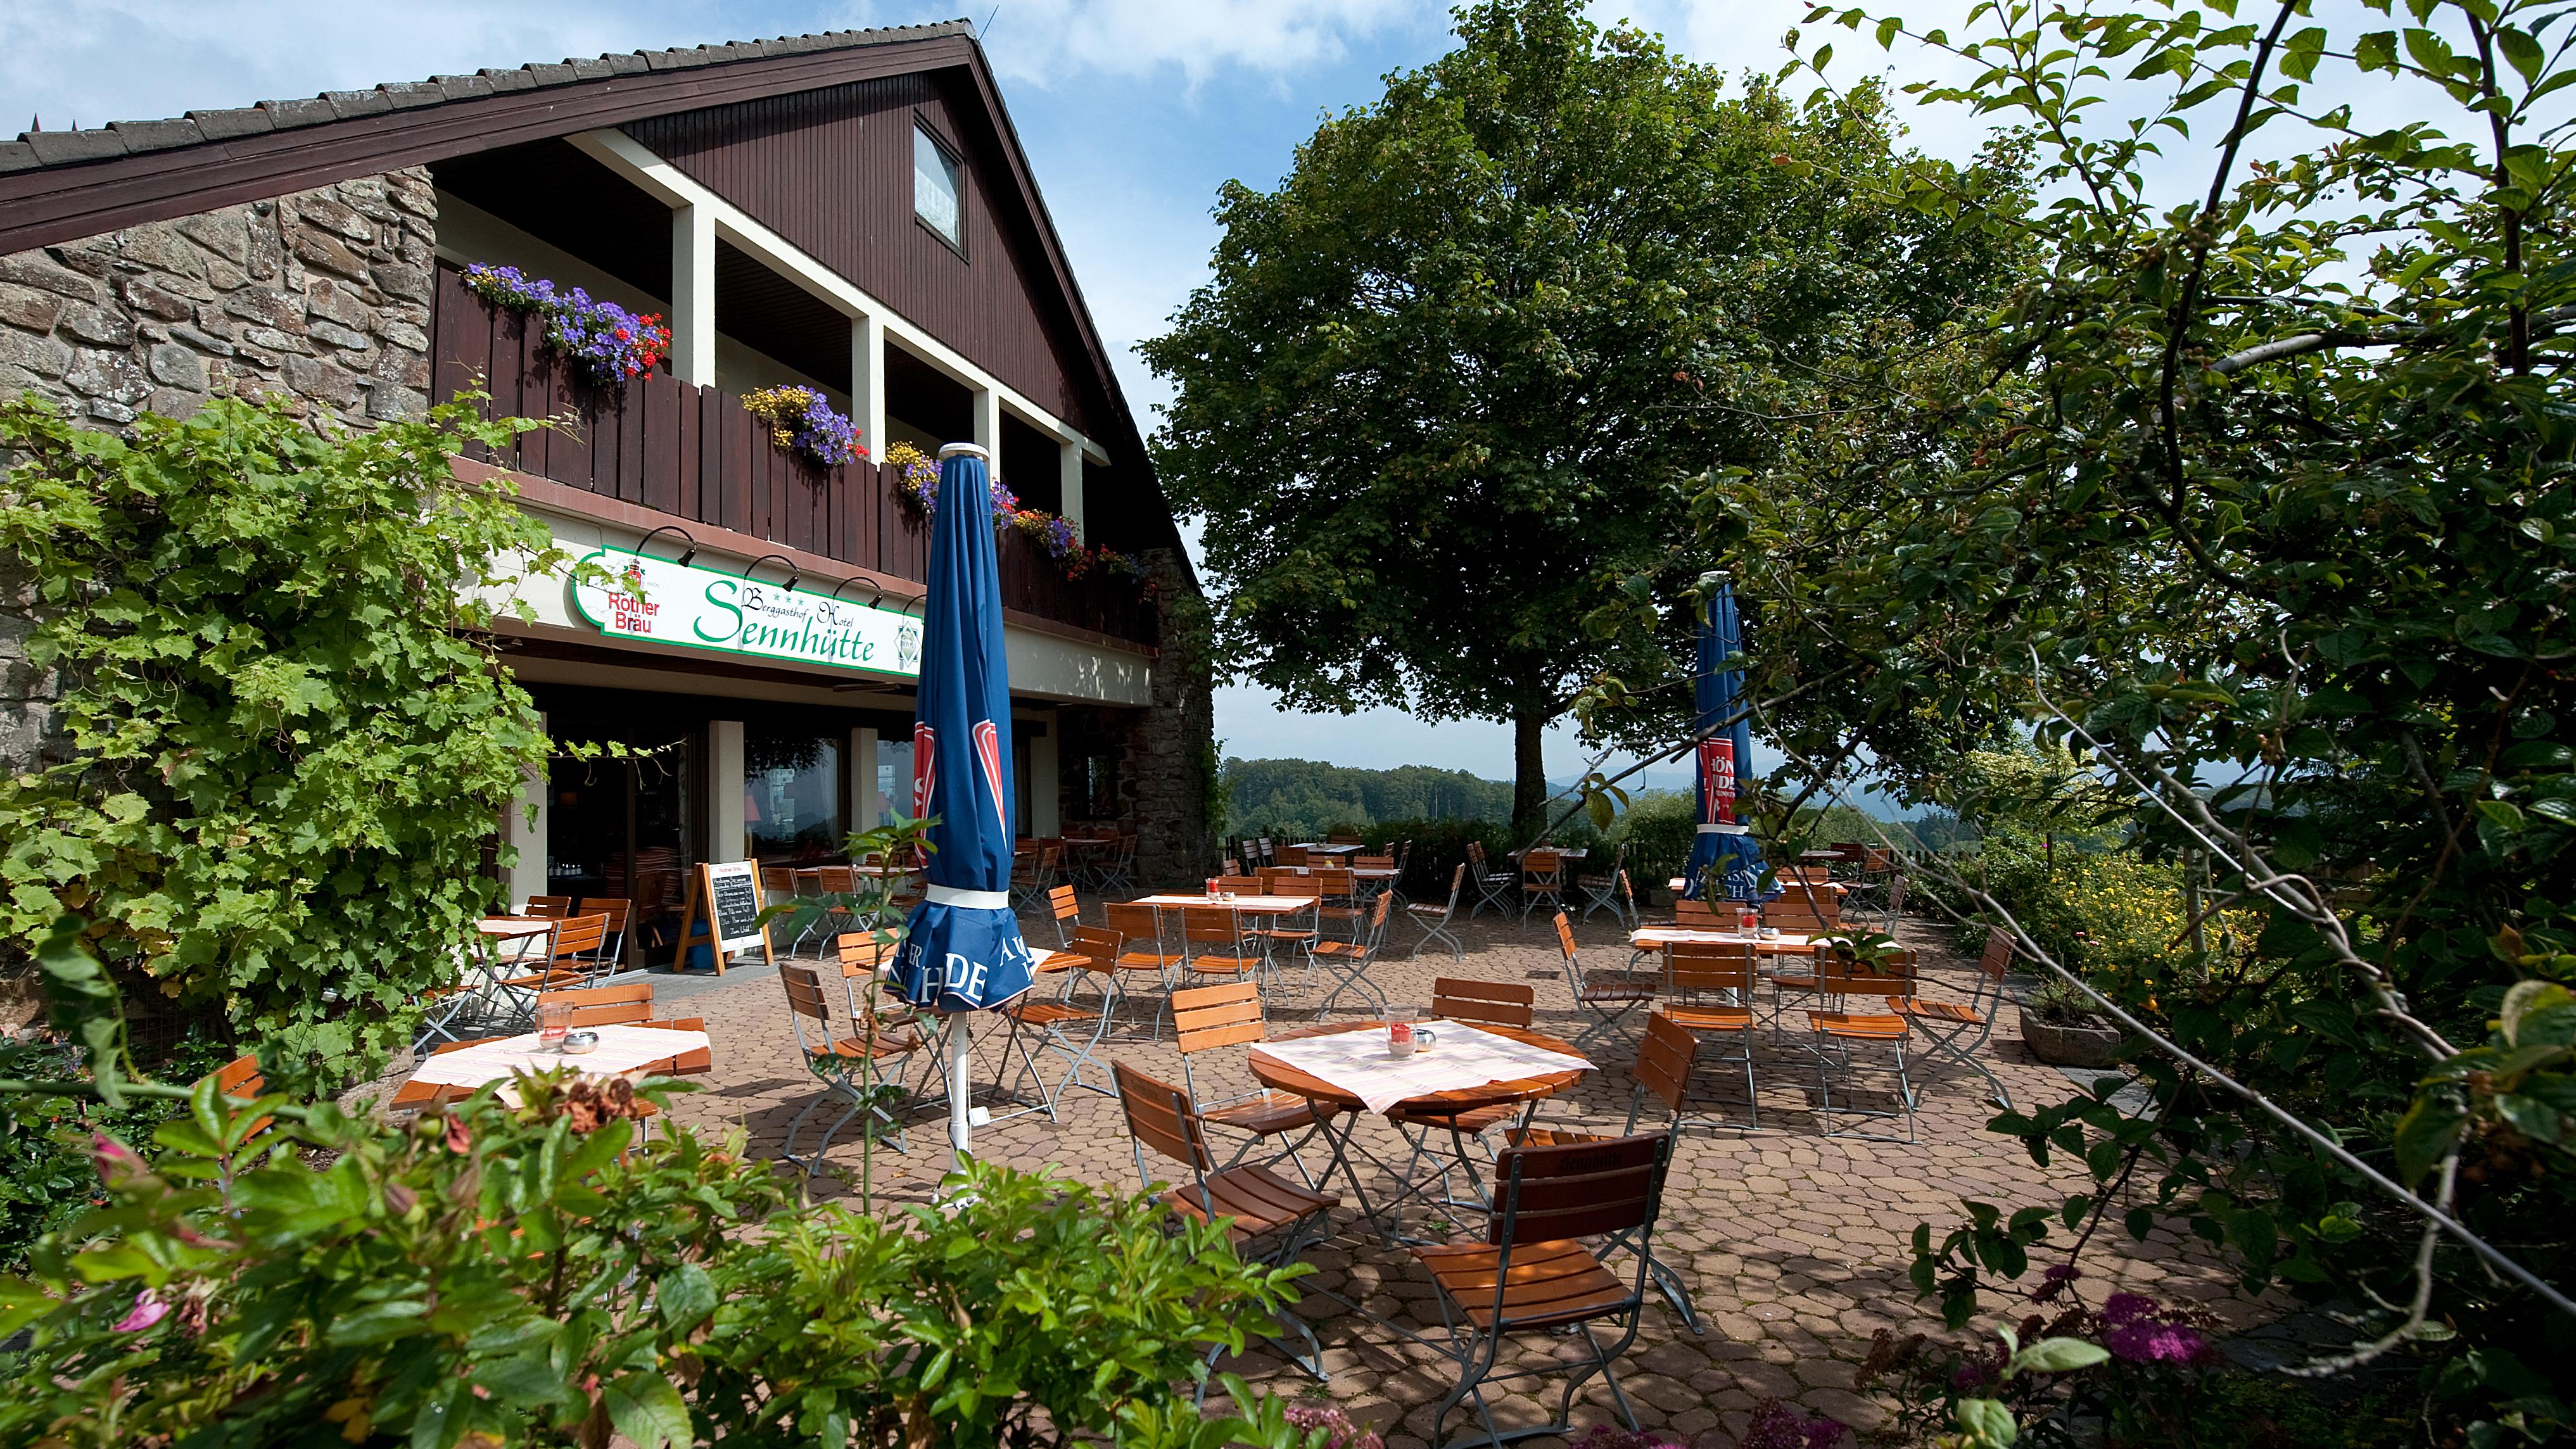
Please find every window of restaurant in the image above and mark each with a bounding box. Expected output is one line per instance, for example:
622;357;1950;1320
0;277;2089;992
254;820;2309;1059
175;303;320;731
875;735;914;827
1081;750;1120;821
746;730;844;863
544;728;700;968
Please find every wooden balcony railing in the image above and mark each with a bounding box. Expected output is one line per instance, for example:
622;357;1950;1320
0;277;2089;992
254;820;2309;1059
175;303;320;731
429;263;1158;647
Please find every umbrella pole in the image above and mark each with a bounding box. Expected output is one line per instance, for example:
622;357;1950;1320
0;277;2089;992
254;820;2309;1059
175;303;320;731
945;1011;973;1175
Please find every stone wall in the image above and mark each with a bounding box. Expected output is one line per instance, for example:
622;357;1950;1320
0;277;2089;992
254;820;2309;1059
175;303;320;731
1050;552;1216;887
0;168;436;426
0;167;438;782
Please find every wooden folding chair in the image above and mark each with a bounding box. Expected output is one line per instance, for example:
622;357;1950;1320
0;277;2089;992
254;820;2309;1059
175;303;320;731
575;898;631;971
1465;840;1517;920
1556;911;1659;1053
1170;981;1335;1179
1518;848;1567;927
1311;890;1393;1013
1889;927;2014;1108
524;895;573;920
996;931;1120;1120
1104;902;1184;1040
1312;867;1366;944
1112;1061;1340;1384
1390;977;1542;1201
1579;845;1634;925
1409;861;1468;962
535;978;654;1028
1041;883;1084;951
1808;963;1916;1142
1411;1132;1677;1445
1658;942;1761;1130
778;961;923;1174
210;1053;276;1140
1181;904;1266;985
1504;1012;1710;1334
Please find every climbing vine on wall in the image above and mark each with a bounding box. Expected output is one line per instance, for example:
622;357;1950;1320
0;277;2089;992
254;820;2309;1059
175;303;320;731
0;393;566;1088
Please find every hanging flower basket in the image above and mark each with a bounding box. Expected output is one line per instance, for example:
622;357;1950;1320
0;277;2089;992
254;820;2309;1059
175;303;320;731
741;386;868;469
460;264;669;387
882;441;1153;596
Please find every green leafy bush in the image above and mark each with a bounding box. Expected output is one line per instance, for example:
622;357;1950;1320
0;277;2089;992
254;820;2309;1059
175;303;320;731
1357;818;1513;899
0;1070;1309;1448
0;393;566;1089
1606;790;1696;902
0;1029;230;1272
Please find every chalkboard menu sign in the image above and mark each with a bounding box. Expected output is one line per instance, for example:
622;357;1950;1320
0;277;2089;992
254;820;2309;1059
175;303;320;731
674;861;773;974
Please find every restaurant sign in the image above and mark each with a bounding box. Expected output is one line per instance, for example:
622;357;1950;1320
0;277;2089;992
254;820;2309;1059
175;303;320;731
571;547;923;680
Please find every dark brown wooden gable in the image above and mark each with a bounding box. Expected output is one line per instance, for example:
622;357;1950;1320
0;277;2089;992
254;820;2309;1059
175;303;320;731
621;73;1103;440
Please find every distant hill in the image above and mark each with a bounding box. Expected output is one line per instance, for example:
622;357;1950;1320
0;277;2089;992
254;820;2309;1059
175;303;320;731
1221;757;1514;839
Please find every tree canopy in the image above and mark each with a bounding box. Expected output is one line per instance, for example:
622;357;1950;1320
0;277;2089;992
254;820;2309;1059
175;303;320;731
1144;0;2031;833
1628;0;2576;1432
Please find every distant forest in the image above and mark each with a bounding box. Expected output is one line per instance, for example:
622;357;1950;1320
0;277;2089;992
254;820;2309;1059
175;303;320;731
1219;755;1966;857
1220;757;1514;839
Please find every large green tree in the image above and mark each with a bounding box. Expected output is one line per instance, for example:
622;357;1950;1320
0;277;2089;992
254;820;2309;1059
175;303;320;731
1143;0;2030;832
1653;0;2576;1433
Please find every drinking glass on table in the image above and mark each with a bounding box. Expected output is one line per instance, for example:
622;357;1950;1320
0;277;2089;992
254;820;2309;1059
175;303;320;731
537;1000;573;1049
1386;1005;1435;1056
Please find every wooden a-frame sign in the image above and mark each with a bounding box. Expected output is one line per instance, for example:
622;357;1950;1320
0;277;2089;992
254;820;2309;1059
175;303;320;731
673;859;774;975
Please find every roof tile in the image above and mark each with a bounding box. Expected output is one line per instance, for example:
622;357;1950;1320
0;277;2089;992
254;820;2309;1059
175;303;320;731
25;129;129;165
108;118;205;153
324;89;394;119
258;97;336;128
189;107;276;140
381;81;446;110
10;22;981;174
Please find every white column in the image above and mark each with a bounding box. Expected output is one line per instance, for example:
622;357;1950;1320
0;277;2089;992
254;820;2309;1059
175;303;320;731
973;388;1001;478
852;313;885;464
709;719;746;863
672;205;717;386
1029;721;1060;837
1058;440;1084;540
854;726;879;831
504;724;549;910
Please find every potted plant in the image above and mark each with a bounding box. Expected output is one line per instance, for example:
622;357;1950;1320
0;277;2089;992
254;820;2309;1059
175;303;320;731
2017;976;2125;1068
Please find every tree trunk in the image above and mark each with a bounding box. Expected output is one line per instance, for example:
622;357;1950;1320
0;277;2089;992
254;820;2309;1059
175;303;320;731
1512;702;1549;839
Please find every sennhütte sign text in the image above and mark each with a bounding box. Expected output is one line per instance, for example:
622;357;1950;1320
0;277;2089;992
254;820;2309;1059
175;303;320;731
571;547;923;679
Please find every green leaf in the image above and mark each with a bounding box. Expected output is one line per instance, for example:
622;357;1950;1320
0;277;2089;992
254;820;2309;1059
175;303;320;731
1955;1396;2018;1447
2393;1096;2469;1184
656;1262;717;1330
2012;1336;2112;1374
604;1370;690;1449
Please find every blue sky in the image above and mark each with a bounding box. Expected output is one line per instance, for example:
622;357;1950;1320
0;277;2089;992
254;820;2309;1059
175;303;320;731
5;0;2418;790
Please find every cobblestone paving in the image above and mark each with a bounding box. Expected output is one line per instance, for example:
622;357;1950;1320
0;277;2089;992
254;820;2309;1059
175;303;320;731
460;904;2260;1446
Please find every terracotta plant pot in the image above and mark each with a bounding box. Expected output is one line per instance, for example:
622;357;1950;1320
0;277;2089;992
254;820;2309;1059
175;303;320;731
2018;1006;2124;1069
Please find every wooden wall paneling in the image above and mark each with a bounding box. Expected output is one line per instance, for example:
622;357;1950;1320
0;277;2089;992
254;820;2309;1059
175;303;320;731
616;379;645;503
728;403;756;537
510;312;547;481
642;373;676;514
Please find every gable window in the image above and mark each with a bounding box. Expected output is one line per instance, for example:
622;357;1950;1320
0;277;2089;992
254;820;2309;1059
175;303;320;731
913;125;964;250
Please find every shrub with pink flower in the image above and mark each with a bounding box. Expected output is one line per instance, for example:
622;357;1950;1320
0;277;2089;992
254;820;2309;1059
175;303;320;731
1284;1402;1383;1449
2099;1292;2218;1366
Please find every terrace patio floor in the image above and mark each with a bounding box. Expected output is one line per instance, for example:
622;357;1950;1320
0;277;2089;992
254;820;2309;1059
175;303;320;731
428;904;2265;1446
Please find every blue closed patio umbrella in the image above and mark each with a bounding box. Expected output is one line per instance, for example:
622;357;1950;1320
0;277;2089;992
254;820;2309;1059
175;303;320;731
1682;579;1771;902
896;441;1037;1169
